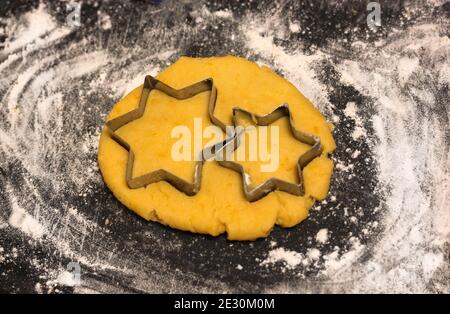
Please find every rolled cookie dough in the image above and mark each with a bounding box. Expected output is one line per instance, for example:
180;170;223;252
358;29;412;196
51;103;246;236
98;56;335;240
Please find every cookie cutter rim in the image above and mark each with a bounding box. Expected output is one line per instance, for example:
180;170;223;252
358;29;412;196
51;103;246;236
215;104;323;202
105;75;227;196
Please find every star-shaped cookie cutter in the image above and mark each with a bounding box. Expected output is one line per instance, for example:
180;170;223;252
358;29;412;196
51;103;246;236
215;104;323;202
105;75;228;196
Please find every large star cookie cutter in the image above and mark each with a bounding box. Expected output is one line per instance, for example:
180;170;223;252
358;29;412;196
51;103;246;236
215;104;323;202
105;75;228;196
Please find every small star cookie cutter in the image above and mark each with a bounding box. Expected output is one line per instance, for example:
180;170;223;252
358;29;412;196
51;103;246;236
105;75;227;196
215;104;323;202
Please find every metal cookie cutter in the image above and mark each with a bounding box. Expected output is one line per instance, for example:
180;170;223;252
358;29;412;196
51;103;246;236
105;75;226;196
216;104;323;202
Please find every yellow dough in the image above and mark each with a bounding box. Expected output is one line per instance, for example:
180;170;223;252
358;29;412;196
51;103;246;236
98;56;335;240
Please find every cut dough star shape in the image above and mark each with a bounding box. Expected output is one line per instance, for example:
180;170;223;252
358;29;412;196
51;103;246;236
217;104;323;202
105;75;225;196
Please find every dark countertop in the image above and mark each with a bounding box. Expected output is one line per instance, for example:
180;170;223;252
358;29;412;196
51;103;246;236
0;0;448;293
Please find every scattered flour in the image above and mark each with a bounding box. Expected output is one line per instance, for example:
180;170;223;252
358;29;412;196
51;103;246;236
260;247;303;269
307;248;321;260
343;101;367;140
7;190;46;239
46;269;81;288
397;57;419;86
1;2;448;293
245;8;448;293
316;229;329;244
0;3;166;291
323;237;365;275
242;18;333;117
3;3;56;53
289;22;300;33
98;11;112;30
213;10;233;19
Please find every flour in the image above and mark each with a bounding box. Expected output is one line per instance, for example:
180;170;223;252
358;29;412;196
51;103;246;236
243;17;333;118
397;57;419;87
0;2;448;293
247;7;448;292
289;22;300;33
0;3;170;290
7;188;46;239
343;102;366;140
3;3;55;53
307;248;321;261
261;246;324;270
98;11;112;30
213;10;233;19
47;270;80;287
322;237;365;275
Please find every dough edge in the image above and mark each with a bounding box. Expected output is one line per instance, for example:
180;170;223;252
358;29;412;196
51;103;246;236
97;56;335;240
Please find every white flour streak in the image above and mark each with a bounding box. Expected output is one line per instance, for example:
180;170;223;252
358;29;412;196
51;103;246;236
64;51;109;79
0;3;184;293
1;2;448;293
343;101;367;139
397;57;419;87
242;18;333;117
322;237;365;276
261;247;303;269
